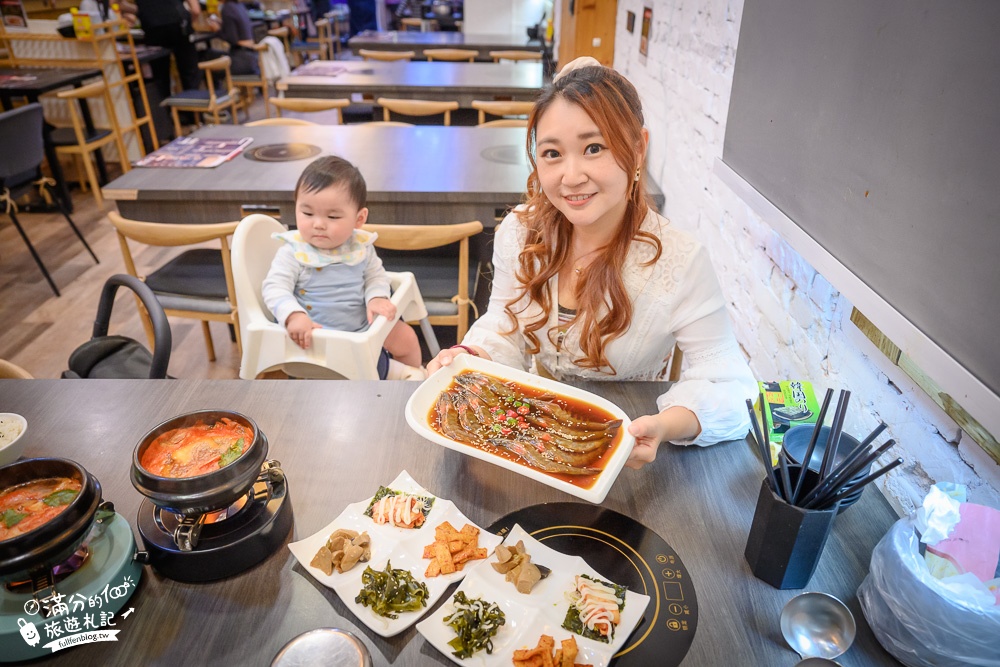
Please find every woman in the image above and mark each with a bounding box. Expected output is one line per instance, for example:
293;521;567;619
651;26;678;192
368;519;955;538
428;60;757;469
209;0;260;76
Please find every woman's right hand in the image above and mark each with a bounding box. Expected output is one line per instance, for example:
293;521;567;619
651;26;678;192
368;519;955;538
426;345;490;375
286;312;321;349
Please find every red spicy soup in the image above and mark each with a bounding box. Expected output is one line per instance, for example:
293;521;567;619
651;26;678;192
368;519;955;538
429;370;624;489
140;418;252;478
0;477;82;541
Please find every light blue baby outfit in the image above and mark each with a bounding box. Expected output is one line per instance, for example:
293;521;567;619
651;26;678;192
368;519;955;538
261;229;391;332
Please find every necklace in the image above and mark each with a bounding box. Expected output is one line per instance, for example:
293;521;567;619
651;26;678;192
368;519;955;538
571;247;602;275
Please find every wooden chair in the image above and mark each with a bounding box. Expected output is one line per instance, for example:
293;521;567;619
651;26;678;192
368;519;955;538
246;117;316;127
471;100;534;125
233;42;272;120
108;212;241;363
161;56;241;137
376;98;459;126
363;221;484;341
489;50;543;63
424;48;478;62
400;17;438;32
52;81;130;209
268;97;350;124
359;49;416;62
0;359;33;379
290;17;333;64
267;26;292;56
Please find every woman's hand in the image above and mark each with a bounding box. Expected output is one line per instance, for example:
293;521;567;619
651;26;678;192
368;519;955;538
626;414;671;469
286;312;321;349
626;406;702;469
425;345;491;374
367;296;397;323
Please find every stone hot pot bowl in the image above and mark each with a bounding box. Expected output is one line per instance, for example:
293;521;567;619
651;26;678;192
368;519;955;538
131;410;267;518
0;458;102;583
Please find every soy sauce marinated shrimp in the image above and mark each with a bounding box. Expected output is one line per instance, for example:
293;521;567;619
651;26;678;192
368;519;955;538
451;392;488;442
517;431;605;467
487;438;601;476
521;396;624;433
453;372;504;405
435;393;476;444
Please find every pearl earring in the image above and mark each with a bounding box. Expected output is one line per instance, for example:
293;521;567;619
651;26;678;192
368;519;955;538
634;168;641;182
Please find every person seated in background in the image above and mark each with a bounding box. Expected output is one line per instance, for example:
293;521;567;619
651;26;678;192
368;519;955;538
207;0;260;76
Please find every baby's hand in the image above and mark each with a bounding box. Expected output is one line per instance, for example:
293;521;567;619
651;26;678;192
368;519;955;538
367;297;396;323
286;311;321;349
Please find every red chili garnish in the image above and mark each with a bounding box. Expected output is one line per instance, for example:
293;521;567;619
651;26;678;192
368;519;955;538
540;433;551;441
506;409;517;419
500;427;512;435
517;405;529;415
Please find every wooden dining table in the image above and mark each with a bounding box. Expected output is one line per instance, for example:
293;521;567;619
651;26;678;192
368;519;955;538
348;30;544;61
0;379;903;666
101;123;665;227
277;60;544;107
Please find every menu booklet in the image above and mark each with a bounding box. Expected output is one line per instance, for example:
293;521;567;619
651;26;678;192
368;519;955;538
135;136;254;168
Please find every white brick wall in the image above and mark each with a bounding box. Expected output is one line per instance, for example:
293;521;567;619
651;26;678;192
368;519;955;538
611;0;999;514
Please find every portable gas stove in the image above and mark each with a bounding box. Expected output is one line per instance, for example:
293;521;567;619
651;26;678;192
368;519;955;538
0;508;143;662
136;460;292;582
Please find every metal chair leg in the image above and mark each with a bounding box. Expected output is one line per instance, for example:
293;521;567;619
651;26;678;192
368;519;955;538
419;317;440;357
56;199;99;264
6;210;60;296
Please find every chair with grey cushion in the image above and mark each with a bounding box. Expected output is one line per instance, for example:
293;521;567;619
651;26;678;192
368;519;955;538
161;55;241;137
363;221;483;341
0;103;98;297
108;212;240;363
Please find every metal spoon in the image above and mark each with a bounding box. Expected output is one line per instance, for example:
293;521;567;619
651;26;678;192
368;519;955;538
780;592;856;660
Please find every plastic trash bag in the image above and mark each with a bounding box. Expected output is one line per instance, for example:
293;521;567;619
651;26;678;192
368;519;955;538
858;517;1000;667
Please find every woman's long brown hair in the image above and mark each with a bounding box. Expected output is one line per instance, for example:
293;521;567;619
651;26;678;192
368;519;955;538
506;66;661;373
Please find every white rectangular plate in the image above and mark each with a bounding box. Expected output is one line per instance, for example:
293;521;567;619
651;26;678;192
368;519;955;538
405;355;635;504
288;470;503;637
417;524;650;666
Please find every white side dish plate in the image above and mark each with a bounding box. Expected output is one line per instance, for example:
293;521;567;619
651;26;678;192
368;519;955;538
404;355;635;504
417;524;651;666
288;470;503;638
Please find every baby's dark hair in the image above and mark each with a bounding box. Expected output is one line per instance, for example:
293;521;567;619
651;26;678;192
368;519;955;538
295;155;367;208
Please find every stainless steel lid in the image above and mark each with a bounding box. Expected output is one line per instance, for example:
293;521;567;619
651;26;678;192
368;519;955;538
271;628;372;667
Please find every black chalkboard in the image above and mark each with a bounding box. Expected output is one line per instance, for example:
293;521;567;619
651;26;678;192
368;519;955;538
722;0;1000;396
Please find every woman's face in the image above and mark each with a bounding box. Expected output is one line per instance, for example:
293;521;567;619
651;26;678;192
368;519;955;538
535;97;630;236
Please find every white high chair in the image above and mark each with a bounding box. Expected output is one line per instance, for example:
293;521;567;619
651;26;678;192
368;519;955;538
231;214;440;379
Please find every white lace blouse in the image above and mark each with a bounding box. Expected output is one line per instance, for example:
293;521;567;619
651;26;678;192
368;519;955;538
462;208;757;446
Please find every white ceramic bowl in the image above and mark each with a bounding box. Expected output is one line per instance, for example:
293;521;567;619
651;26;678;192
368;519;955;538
404;355;634;503
0;413;28;467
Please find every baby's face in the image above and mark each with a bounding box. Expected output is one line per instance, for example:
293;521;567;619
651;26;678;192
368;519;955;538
295;183;368;250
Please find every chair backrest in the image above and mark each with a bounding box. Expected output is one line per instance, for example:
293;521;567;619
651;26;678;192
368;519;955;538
0;103;44;182
0;359;33;379
363;221;483;339
424;48;477;62
359;49;415;62
489;50;542;63
231;213;285;332
246;117;317;127
471;100;534;125
377;98;459;126
269;96;350;122
198;55;235;99
313;17;333;59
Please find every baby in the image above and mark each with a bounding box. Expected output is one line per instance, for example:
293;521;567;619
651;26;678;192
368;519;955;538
262;156;424;379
